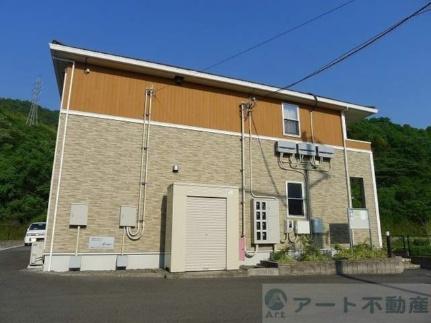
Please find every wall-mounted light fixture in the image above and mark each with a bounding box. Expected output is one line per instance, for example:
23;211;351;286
174;75;184;85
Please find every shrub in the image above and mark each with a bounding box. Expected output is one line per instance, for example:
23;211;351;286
297;236;332;262
271;248;295;264
334;243;387;260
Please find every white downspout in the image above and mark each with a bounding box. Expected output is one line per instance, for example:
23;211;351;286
48;61;76;271
43;67;68;254
341;109;353;247
370;152;383;247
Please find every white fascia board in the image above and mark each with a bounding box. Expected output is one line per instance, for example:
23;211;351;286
49;43;378;115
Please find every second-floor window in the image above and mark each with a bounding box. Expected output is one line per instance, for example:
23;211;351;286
282;103;300;136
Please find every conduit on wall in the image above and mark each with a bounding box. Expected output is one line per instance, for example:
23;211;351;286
126;88;154;241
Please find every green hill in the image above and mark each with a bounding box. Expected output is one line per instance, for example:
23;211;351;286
0;98;429;237
0;98;57;228
349;118;431;235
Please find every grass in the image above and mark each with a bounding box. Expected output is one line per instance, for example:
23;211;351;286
0;224;27;240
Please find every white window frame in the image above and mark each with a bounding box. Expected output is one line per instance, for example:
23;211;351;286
282;103;301;137
286;181;306;218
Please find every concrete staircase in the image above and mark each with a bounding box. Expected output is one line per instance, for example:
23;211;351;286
401;257;421;270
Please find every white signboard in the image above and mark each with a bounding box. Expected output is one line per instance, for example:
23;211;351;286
88;236;115;249
348;209;370;229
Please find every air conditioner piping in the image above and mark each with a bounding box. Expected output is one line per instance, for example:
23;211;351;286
127;88;154;240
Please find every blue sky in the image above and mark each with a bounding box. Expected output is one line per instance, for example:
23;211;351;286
0;0;430;128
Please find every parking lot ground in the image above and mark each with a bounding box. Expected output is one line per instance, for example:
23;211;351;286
1;247;430;322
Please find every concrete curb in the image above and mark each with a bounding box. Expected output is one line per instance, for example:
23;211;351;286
267;257;405;276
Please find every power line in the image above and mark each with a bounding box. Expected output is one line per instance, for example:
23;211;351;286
263;1;431;97
202;0;357;72
154;0;357;94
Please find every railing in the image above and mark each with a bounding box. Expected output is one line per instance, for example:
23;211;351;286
386;235;431;257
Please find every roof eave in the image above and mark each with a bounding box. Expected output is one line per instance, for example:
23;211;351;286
49;42;378;119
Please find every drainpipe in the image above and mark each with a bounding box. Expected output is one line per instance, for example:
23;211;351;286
240;102;261;258
310;93;318;144
240;104;247;244
47;59;76;271
341;109;353;247
43;64;69;256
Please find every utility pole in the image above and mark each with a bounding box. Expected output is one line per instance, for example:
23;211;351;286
26;78;42;126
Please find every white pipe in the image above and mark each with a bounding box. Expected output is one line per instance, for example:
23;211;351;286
48;61;75;271
369;152;383;247
240;103;262;258
240;104;246;239
43;68;68;254
341;110;353;247
127;91;149;237
127;88;154;240
248;113;276;200
75;226;80;256
121;227;126;255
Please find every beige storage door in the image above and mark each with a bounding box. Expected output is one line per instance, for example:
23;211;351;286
185;196;227;271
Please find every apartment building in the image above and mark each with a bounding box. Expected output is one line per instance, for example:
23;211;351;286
44;41;382;272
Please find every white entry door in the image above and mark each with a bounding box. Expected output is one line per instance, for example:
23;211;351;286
185;196;227;271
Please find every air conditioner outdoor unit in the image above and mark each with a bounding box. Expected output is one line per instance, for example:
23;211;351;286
316;145;335;159
297;143;316;157
276;141;297;155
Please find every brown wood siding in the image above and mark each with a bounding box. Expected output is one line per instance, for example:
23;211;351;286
68;64;344;146
346;139;372;151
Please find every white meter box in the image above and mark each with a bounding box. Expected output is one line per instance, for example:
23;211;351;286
119;206;137;227
252;199;280;244
69;203;88;226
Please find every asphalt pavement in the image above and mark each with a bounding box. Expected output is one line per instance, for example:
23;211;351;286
1;246;430;322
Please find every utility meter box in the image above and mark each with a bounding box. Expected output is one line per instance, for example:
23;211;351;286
295;220;310;234
311;218;325;234
119;206;137;227
252;199;280;244
69;203;88;226
28;241;44;267
116;255;128;269
69;256;81;270
285;219;295;233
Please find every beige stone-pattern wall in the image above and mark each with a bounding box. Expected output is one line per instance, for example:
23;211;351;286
44;113;379;254
348;151;380;247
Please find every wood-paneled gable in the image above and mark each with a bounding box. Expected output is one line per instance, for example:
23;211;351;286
68;64;346;146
